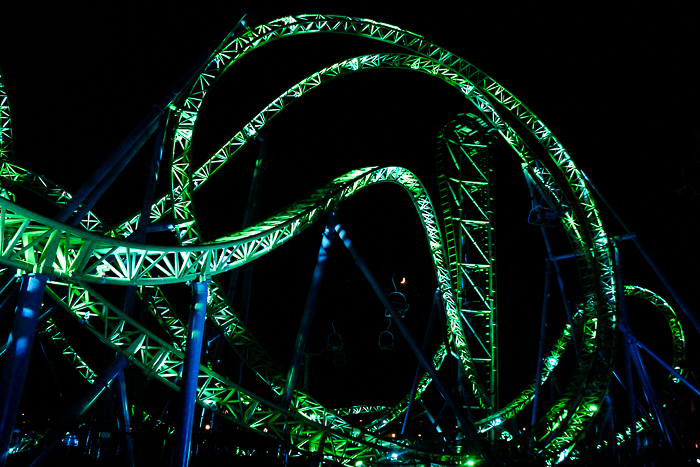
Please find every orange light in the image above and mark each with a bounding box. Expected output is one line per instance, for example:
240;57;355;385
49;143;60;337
400;277;406;284
391;433;395;438
205;424;211;431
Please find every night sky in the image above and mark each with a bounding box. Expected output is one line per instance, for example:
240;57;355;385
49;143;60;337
2;0;699;435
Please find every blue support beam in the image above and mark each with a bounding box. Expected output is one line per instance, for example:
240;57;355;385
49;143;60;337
401;291;438;435
173;280;209;467
532;260;552;426
0;274;47;467
280;214;336;410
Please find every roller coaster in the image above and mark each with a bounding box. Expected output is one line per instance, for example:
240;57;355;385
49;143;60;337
1;12;698;466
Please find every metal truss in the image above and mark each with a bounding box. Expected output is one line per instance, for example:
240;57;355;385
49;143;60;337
624;285;685;404
32;165;474;465
0;166;444;287
162;31;614;458
436;113;498;414
0;161;105;232
158;18;619;457
0;69;12;164
164;46;616;461
1;13;671;465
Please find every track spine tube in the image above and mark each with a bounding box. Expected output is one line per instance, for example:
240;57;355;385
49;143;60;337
336;225;495;465
0;273;47;467
228;136;268;303
173;280;209;467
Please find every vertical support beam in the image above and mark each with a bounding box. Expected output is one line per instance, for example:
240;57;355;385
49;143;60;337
0;273;47;467
629;344;673;449
614;247;638;462
134;112;170;240
228;136;268;303
114;372;135;467
280;214;335;410
173;280;209;467
532;260;552;426
25;336;145;467
401;292;438;435
604;395;616;460
107;112;169;466
540;227;579;353
485;135;498;413
336;226;494;465
229;137;267;394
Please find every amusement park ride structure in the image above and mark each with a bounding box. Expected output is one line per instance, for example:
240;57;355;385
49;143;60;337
1;5;699;466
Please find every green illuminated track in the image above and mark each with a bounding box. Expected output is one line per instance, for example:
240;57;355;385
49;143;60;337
1;15;686;465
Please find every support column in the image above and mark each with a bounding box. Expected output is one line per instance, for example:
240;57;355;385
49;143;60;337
228;135;267;303
614;247;638;462
540;227;579;353
280;214;336;410
532;260;552;426
114;371;135;466
401;291;438;435
173;280;209;467
0;274;47;467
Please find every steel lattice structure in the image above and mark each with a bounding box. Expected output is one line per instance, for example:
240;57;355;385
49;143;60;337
0;13;693;466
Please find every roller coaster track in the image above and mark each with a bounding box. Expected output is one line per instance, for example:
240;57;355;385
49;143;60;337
0;14;689;465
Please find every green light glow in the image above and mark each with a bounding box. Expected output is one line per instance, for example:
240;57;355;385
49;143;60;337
163;20;618;463
0;12;633;466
